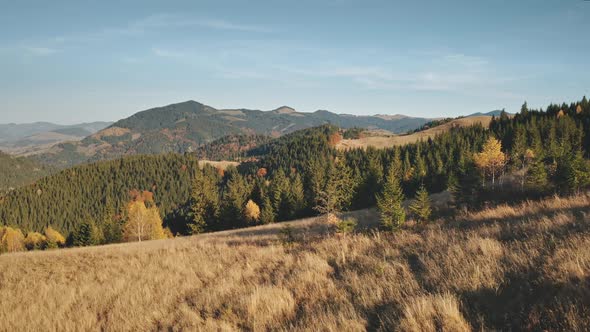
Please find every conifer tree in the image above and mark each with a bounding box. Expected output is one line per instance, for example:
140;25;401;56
71;220;99;247
565;151;590;193
447;172;460;205
511;126;529;190
409;185;432;223
220;169;249;228
526;159;549;191
520;101;529;117
188;169;214;234
259;196;275;224
289;173;306;218
314;155;354;223
376;163;406;231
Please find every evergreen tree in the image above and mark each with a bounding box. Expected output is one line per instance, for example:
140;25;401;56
511;126;528;190
187;169;218;234
520;101;529;117
409;185;432;223
565;151;590;193
70;220;99;247
259;196;275;224
314;156;354;223
447;172;460;205
526;160;549;191
290;173;306;218
220;169;249;228
376;164;406;231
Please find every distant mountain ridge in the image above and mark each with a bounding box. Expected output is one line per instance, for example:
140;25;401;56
34;100;433;167
0;121;112;143
0;121;113;156
468;110;510;117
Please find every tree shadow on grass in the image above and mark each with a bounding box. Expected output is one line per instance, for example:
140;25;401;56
460;272;590;331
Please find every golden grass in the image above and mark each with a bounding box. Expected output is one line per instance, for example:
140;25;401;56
198;160;240;170
336;116;492;150
1;193;589;331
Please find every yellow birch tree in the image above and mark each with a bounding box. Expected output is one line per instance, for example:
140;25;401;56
474;137;507;188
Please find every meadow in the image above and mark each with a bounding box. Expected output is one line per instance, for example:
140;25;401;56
1;193;589;331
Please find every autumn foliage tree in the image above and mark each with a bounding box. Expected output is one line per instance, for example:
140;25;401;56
474;137;507;188
123;191;166;242
0;226;25;253
45;226;66;248
24;232;46;250
244;199;261;223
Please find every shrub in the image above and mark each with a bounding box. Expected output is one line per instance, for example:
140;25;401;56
24;232;47;250
336;218;357;234
45;226;66;248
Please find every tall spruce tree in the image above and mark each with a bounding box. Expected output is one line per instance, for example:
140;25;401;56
376;162;406;231
409;185;432;223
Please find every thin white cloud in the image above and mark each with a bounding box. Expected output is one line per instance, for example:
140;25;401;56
25;47;58;56
152;47;185;58
45;14;270;46
270;51;526;96
198;19;269;32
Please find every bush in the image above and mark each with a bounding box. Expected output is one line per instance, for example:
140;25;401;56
24;232;47;250
279;225;297;246
336;218;357;234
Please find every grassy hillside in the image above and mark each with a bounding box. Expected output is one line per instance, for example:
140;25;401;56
336;116;493;150
1;193;588;331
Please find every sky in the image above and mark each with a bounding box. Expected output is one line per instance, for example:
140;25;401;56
1;0;589;124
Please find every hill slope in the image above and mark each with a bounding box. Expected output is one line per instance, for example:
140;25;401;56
0;151;51;192
36;101;432;167
1;193;588;331
336;115;492;150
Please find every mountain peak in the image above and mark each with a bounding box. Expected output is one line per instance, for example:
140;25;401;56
272;106;297;114
374;114;409;121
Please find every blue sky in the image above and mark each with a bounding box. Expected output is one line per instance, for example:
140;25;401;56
1;0;589;124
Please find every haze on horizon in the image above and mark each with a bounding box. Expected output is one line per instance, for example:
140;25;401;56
1;0;589;124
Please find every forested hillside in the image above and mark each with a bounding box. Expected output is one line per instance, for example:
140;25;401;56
2;98;589;245
0;152;51;193
33;100;432;167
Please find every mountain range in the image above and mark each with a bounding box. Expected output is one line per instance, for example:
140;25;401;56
16;101;433;167
0;121;112;155
1;100;506;169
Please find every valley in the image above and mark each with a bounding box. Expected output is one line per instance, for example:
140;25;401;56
2;2;589;331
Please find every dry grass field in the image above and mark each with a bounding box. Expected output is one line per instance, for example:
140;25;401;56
337;116;493;150
1;193;590;331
